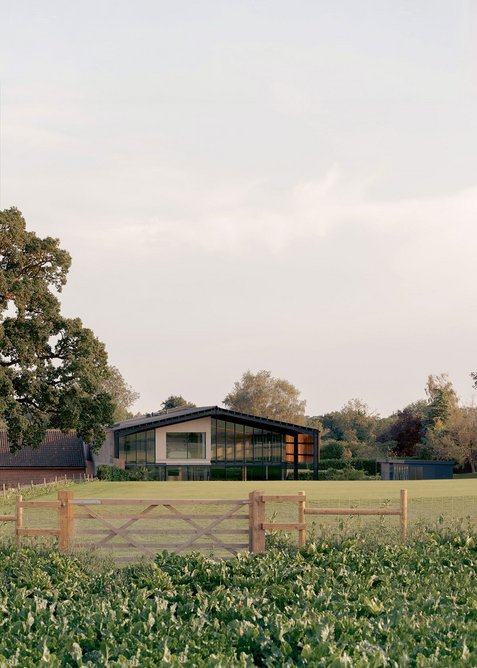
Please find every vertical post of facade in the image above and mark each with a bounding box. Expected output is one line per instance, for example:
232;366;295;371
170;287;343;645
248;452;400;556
400;488;408;543
313;432;319;481
249;490;266;554
298;491;306;547
58;490;74;552
293;434;299;481
15;495;23;548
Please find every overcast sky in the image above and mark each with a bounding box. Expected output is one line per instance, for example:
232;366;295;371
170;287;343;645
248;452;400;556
1;1;477;417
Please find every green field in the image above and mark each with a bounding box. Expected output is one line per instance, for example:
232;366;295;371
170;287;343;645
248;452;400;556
18;477;477;502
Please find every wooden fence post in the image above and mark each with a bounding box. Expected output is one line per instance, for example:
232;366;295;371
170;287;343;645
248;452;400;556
400;489;408;543
249;490;266;554
298;491;306;547
15;495;23;548
58;490;74;552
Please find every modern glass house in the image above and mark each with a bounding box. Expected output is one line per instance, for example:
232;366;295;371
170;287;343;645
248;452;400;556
98;406;321;481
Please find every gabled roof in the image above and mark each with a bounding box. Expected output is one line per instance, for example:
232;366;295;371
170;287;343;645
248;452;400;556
0;430;86;469
112;406;319;437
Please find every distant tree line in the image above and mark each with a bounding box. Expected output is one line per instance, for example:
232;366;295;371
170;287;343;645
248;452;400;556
307;374;477;472
157;370;477;471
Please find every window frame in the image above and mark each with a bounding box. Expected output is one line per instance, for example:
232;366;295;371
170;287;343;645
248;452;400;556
166;432;207;460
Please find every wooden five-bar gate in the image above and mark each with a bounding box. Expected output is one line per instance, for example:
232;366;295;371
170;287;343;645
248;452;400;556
2;489;408;560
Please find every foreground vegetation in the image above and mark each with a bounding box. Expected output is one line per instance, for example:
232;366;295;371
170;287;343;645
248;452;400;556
0;531;476;666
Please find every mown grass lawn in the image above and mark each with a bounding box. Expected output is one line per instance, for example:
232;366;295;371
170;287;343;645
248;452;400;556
25;477;477;503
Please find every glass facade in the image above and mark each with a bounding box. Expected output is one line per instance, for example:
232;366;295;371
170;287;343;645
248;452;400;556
118;430;155;465
114;416;316;480
211;419;285;464
166;465;209;481
166;432;206;459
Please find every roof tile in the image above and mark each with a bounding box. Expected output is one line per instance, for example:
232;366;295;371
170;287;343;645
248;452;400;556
0;430;86;468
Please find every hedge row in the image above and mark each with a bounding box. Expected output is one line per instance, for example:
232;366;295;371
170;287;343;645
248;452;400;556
96;465;165;481
319;458;379;476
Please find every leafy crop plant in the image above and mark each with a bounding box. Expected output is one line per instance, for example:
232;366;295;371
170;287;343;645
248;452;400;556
0;533;476;666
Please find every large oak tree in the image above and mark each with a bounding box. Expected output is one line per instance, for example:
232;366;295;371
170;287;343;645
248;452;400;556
0;207;115;451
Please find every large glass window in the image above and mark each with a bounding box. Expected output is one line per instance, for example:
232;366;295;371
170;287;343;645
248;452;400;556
211;420;217;461
225;422;235;462
252;429;264;461
118;430;155;465
244;425;254;461
166;432;206;459
215;421;226;462
235;424;244;461
211;419;286;464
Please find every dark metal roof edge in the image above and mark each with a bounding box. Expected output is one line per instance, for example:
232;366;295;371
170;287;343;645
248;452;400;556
0;465;86;469
378;459;455;465
112;406;320;436
213;407;320;434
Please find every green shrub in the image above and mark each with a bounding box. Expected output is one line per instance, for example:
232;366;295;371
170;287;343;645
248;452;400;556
96;464;129;481
319;467;378;480
319;458;348;470
127;466;152;481
320;441;345;459
318;458;378;476
350;458;379;476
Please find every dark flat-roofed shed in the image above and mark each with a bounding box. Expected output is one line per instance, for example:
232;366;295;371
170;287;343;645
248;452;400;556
380;459;454;480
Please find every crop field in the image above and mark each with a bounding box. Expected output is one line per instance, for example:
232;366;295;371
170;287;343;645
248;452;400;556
1;532;477;666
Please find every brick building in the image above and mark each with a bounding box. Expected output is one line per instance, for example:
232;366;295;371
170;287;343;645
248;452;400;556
0;430;90;485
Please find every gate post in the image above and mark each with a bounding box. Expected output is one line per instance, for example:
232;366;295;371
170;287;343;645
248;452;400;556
15;495;23;548
298;491;306;547
400;488;408;543
58;490;74;552
249;490;266;554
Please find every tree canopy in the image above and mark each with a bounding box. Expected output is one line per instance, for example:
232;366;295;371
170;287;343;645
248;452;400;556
320;399;378;443
0;208;115;451
161;395;196;411
471;372;477;390
424;373;458;433
223;370;306;424
101;366;140;422
376;401;427;457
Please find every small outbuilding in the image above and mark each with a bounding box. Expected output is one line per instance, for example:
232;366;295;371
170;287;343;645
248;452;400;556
380;459;454;480
0;430;90;485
